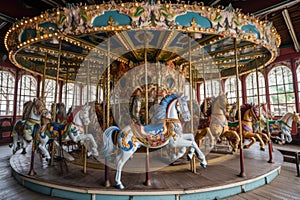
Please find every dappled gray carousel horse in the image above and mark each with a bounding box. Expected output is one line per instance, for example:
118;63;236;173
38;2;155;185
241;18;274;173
257;112;300;144
10;98;51;154
195;94;240;152
102;94;207;189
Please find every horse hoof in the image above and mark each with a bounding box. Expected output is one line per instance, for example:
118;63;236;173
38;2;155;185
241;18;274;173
115;184;125;190
200;163;207;169
260;147;265;151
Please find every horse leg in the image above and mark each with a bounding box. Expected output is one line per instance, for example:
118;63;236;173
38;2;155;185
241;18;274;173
195;129;205;148
115;147;138;189
171;134;207;168
255;133;265;151
206;128;215;147
243;132;256;149
21;140;29;154
223;130;240;151
11;132;19;154
38;135;51;167
84;134;99;157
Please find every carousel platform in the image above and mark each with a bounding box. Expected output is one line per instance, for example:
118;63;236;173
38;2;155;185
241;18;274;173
10;143;283;200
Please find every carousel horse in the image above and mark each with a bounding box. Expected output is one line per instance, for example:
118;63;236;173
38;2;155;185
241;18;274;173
102;94;207;189
51;103;67;123
37;103;99;167
238;104;269;150
227;102;238;122
129;92;142;123
93;101;117;129
195;97;214;148
195;94;240;151
10;98;51;154
258;112;300;144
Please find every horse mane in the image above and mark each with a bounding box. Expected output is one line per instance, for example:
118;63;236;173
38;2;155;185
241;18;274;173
154;94;179;121
67;105;83;123
280;112;293;122
237;103;253;120
22;101;33;120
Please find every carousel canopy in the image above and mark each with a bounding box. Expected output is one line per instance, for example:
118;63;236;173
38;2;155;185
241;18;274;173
4;1;280;84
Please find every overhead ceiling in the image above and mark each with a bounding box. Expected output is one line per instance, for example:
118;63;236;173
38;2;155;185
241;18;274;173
0;0;299;57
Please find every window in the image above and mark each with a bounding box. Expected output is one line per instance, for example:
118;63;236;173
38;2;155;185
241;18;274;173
245;71;266;104
62;83;81;109
82;85;97;104
225;77;242;104
41;79;58;109
269;65;295;116
199;80;221;101
0;71;15;115
17;75;37;115
297;65;300;107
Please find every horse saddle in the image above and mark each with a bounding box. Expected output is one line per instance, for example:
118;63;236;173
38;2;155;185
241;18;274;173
130;122;171;147
228;121;239;127
198;118;210;129
46;122;67;137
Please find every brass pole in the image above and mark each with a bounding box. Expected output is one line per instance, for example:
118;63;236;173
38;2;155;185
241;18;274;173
218;64;223;94
188;35;196;173
202;48;207;115
53;39;62;122
105;37;111;187
234;38;245;177
144;30;151;186
64;68;69;107
41;51;47;100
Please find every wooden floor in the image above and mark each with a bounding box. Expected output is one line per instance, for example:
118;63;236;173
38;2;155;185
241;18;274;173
1;143;299;200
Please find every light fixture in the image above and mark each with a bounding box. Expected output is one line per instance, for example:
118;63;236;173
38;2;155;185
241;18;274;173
282;9;300;52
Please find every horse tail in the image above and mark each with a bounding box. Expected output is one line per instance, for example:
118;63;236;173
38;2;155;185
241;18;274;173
101;126;120;157
12;120;23;137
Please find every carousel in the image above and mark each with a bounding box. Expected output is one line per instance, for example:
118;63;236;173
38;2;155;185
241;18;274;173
5;1;284;199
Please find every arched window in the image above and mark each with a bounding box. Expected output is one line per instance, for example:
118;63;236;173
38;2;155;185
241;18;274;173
62;83;81;109
245;71;266;104
0;71;15;116
18;75;37;115
199;80;221;101
297;65;300;106
41;79;58;109
225;77;242;104
268;65;295;116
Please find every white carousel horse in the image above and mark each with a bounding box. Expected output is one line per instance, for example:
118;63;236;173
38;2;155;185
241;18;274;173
102;94;207;189
10;98;51;154
195;94;240;151
37;104;99;167
258;112;300;144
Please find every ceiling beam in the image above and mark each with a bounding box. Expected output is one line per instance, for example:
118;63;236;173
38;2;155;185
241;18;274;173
282;9;300;52
253;0;300;17
0;13;18;23
40;0;63;7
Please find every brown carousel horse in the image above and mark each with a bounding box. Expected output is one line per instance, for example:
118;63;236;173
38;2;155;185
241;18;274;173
238;103;269;150
195;97;214;148
195;94;240;151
